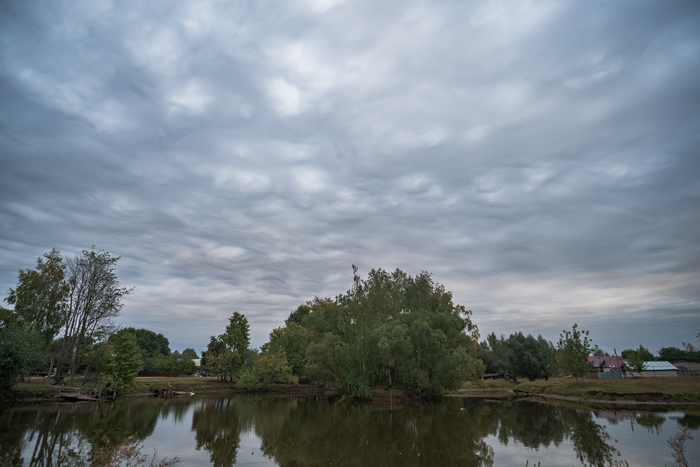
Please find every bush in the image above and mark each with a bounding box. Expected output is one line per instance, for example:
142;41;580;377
235;350;298;390
236;372;266;391
0;326;42;392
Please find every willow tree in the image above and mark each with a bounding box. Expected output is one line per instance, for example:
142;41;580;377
304;266;483;397
55;248;131;386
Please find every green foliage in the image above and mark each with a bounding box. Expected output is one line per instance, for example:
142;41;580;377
236;350;297;390
57;248;132;386
201;336;228;379
235;372;266;391
106;329;142;388
305;333;348;384
0;323;43;391
478;332;556;381
301;267;482;397
86;340;113;379
124;328;170;365
5;248;68;348
478;333;510;375
658;346;700;362
507;332;556;381
262;322;314;376
182;348;198;360
219;312;250;378
621;345;654;361
624;345;650;375
285;304;311;326
144;350;197;374
201;313;252;381
556;324;593;381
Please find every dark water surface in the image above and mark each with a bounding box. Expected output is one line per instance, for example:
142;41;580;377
1;394;698;466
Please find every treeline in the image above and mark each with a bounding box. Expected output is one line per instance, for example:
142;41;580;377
4;250;697;395
0;248;199;393
477;332;556;381
202;266;484;397
622;343;700;363
478;328;700;382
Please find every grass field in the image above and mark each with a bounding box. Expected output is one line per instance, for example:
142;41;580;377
502;376;700;402
126;376;236;393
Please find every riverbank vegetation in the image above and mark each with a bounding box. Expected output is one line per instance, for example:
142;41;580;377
514;376;700;403
2;249;700;403
202;267;484;397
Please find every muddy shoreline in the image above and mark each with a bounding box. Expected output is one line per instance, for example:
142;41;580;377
4;385;700;410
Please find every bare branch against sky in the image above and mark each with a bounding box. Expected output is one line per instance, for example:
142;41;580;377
1;0;698;352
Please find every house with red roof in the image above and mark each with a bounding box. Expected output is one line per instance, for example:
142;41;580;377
586;356;627;379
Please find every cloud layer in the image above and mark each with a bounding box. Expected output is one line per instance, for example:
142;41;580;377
1;0;699;353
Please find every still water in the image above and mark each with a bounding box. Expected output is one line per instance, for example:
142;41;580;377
1;394;698;466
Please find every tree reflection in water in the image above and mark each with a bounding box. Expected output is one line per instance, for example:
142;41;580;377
191;397;252;466
0;399;166;465
1;395;696;466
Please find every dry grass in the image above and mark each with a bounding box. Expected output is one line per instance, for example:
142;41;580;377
515;376;700;402
127;376;232;393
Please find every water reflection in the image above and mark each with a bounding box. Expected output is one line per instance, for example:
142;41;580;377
1;396;697;466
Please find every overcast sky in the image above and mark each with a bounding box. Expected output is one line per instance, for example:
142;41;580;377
1;0;698;355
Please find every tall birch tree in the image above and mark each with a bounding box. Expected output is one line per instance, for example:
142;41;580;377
5;248;68;346
55;248;131;386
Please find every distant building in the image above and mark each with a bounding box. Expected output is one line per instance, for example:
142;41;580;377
669;361;700;376
586;356;627;379
630;361;678;378
587;356;626;371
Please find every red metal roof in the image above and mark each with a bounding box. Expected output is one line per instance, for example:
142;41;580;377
586;356;627;370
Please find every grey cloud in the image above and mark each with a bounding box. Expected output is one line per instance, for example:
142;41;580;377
1;0;698;353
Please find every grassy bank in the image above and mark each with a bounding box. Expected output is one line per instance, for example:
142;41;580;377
451;376;700;404
125;376;236;394
1;376;329;405
5;375;700;406
514;376;700;402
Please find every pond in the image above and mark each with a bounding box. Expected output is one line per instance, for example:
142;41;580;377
1;394;698;466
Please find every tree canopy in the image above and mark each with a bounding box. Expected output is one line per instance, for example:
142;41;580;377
106;329;142;388
56;248;132;386
202;311;251;381
5;248;67;347
299;267;483;397
478;332;556;381
556;324;593;381
126;328;170;359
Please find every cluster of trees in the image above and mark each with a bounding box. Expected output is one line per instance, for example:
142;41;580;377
1;248;199;393
203;267;485;397
201;312;252;381
478;323;594;381
8;249;694;396
653;341;700;363
1;248;133;391
127;328;198;374
480;324;700;382
477;332;556;381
